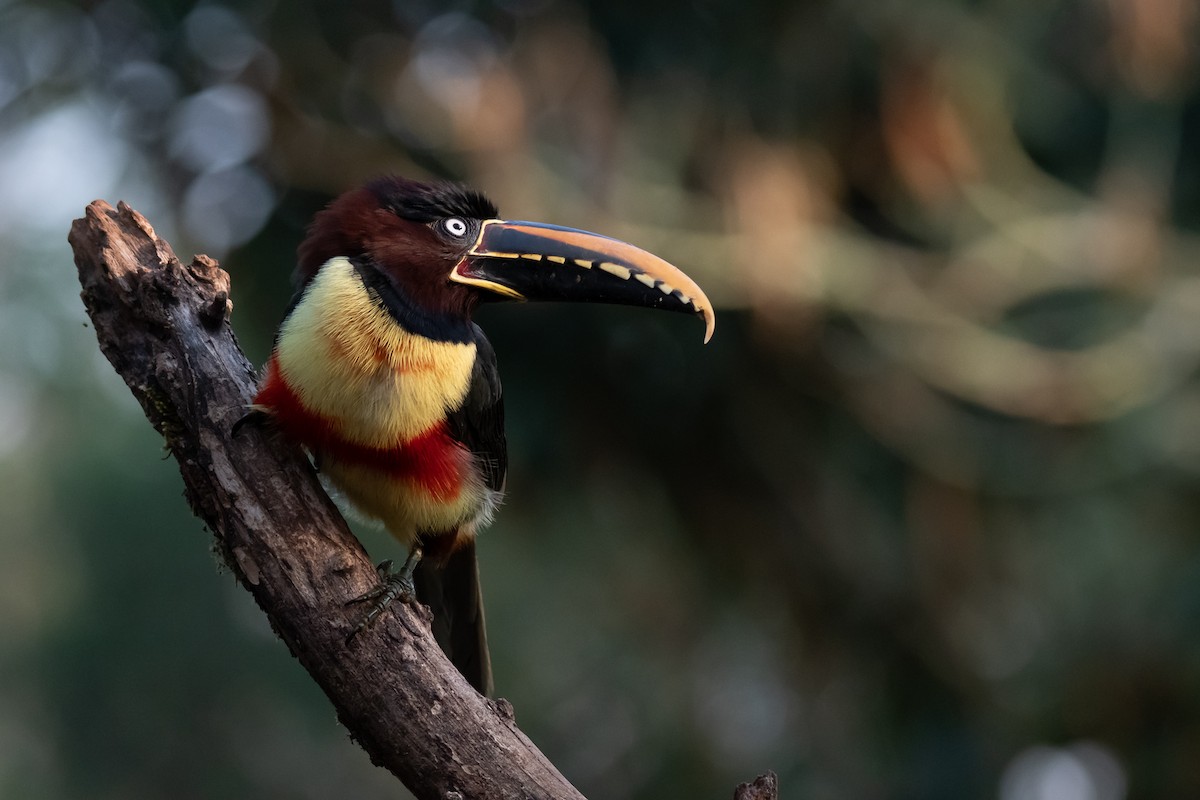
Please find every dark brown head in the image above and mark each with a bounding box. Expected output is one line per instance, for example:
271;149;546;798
297;176;498;322
296;176;715;341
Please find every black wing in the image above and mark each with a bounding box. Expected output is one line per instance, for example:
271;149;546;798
446;324;507;493
415;324;506;695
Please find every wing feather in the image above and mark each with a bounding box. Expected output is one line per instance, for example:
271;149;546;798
419;323;505;695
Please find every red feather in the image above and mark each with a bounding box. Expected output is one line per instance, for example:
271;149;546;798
254;356;467;502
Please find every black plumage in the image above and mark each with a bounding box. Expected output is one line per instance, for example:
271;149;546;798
416;324;506;695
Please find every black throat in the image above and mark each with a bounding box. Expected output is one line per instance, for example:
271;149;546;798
351;257;474;344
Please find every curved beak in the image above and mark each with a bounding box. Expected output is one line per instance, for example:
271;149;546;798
451;220;715;343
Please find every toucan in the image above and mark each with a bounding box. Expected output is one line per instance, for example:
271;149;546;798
251;176;714;694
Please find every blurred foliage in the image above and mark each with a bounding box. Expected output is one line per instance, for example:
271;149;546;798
2;0;1199;797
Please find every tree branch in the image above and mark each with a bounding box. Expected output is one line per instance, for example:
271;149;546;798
68;200;584;800
733;771;779;800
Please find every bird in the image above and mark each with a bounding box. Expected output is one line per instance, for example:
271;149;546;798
249;175;714;695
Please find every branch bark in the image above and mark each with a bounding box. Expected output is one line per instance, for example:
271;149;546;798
733;771;779;800
69;200;584;800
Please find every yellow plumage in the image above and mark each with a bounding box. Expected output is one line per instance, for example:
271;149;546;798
276;257;478;445
269;256;495;545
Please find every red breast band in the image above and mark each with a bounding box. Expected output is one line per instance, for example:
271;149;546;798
254;357;465;501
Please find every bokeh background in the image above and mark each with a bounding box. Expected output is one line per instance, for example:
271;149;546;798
3;0;1199;797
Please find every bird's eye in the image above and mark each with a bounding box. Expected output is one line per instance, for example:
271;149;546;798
441;217;470;238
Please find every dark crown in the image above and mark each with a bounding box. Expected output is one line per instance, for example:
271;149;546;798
368;176;499;223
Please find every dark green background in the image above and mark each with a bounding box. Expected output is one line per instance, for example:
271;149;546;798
2;0;1198;797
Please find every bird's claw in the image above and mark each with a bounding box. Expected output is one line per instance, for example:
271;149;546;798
232;407;271;437
344;547;423;643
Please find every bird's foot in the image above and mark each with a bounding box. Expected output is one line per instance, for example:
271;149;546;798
345;544;424;643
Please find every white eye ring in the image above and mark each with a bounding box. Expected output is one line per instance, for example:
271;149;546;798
443;217;469;238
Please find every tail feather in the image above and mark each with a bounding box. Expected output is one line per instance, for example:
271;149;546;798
413;540;493;696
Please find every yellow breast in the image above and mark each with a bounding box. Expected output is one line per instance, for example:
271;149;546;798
274;257;477;447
